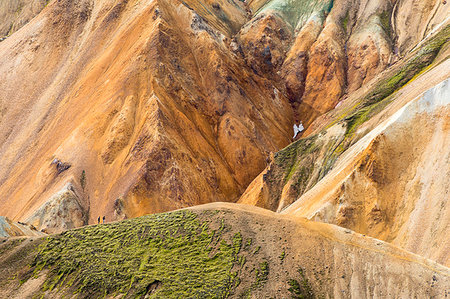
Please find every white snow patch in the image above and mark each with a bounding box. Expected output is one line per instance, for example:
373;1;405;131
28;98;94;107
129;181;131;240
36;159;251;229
293;122;304;138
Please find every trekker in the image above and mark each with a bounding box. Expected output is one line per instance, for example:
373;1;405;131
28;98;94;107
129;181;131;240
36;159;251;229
103;216;106;223
97;216;100;224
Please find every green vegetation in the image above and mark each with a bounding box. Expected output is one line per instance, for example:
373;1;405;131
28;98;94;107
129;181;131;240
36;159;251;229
241;260;270;298
268;135;320;197
80;170;86;191
233;232;243;255
28;211;249;298
274;135;318;182
288;267;314;299
0;238;24;257
262;25;449;205
316;24;450;178
379;10;391;36
254;261;269;286
341;11;349;31
6;23;14;37
257;0;332;29
15;2;24;14
342;26;450;139
1;209;319;298
366;25;450;108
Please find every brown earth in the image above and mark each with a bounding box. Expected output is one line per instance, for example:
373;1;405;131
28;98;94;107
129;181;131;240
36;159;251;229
0;0;449;296
284;75;450;266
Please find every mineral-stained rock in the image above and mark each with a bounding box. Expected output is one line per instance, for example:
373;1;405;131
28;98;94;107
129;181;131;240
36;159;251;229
346;15;392;92
0;216;44;238
238;13;293;75
0;0;48;38
281;13;325;121
285;75;450;266
26;183;88;234
299;19;347;127
0;0;448;236
393;0;449;54
240;35;450;265
0;0;292;226
0;0;449;295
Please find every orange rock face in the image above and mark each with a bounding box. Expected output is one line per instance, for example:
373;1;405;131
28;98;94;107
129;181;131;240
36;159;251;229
0;0;448;235
0;0;293;228
0;0;47;38
300;22;347;122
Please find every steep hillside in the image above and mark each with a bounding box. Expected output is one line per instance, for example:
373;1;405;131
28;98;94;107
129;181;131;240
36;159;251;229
0;0;449;297
0;204;448;298
0;0;292;232
239;27;450;265
0;0;48;39
285;75;450;266
240;26;450;212
0;0;448;233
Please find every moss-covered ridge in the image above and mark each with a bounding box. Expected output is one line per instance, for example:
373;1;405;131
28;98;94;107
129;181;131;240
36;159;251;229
29;210;248;298
343;24;450;138
0;208;319;298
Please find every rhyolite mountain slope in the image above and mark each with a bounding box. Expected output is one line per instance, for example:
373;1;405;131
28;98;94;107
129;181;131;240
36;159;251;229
284;76;450;266
0;216;44;238
239;28;450;266
0;204;448;298
0;0;448;235
0;0;48;39
0;0;293;233
0;0;449;296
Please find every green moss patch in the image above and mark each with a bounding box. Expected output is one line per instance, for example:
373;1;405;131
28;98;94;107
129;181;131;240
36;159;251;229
257;26;449;210
366;25;450;107
287;267;314;299
274;135;319;181
321;25;450;166
29;210;250;298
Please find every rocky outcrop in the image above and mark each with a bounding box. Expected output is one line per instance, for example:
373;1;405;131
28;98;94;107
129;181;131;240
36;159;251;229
238;13;293;76
101;95;137;164
240;27;450;213
26;183;88;234
346;3;393;92
280;13;325;121
0;0;292;225
0;0;449;231
393;0;450;55
240;26;450;266
0;216;44;238
0;0;448;294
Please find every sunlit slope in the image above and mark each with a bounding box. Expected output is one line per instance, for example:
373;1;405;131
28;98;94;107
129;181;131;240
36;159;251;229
0;204;448;298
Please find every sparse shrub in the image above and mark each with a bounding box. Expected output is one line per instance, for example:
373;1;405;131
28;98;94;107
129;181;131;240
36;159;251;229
80;170;86;190
287;267;314;299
